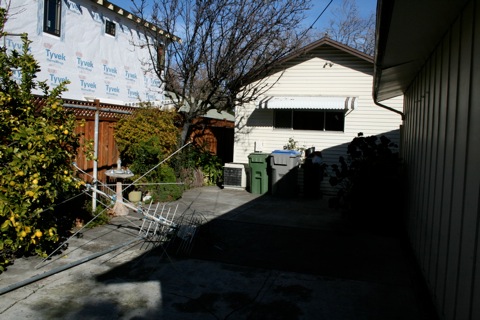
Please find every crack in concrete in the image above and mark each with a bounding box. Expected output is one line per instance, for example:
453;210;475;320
0;282;45;314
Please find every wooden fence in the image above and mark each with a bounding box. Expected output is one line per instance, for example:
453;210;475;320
74;118;119;184
61;99;136;185
34;97;234;186
189;117;234;164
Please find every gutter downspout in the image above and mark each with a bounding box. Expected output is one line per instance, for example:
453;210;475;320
373;96;405;120
372;0;404;121
373;92;405;155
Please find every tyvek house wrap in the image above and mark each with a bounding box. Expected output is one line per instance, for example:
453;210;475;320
3;0;165;104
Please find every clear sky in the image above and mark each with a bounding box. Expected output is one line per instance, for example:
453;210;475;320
109;0;377;32
304;0;377;30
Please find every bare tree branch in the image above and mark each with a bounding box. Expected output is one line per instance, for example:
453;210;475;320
321;0;375;56
131;0;312;144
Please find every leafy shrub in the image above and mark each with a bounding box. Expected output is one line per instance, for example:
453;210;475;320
283;137;306;153
195;149;223;186
128;136;165;179
79;198;112;229
171;144;223;187
115;108;183;201
85;209;111;229
146;165;184;202
129;137;184;202
114;106;179;167
0;11;83;272
329;133;402;222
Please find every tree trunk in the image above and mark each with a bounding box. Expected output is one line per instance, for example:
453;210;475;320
180;120;191;146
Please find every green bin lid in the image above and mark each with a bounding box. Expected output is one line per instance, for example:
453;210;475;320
248;152;269;163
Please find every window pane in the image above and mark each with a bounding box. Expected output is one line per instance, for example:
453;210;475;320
43;0;61;36
293;110;324;130
325;111;345;131
157;43;165;70
106;20;116;36
274;110;292;128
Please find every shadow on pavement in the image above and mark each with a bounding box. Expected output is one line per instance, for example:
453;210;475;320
91;187;437;320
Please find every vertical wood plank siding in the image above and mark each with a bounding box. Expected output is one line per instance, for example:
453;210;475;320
74;119;119;184
188;118;235;164
32;98;133;186
402;1;480;319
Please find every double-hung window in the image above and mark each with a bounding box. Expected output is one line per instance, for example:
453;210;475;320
43;0;62;36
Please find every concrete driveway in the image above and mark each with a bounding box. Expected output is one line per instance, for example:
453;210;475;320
0;186;436;319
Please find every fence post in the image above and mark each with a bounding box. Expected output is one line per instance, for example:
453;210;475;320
92;99;100;212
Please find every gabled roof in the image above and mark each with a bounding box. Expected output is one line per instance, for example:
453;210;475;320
89;0;181;43
277;37;373;65
374;0;469;102
246;37;373;85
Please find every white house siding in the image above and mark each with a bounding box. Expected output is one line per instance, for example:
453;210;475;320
401;1;480;319
234;45;403;184
2;0;165;104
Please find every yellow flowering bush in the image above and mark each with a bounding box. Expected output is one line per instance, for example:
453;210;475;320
0;9;81;272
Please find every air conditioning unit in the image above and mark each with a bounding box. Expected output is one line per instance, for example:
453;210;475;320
223;163;247;189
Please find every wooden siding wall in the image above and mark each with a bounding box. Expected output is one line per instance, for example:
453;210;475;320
402;1;480;319
189;118;234;164
74;119;119;184
234;46;403;192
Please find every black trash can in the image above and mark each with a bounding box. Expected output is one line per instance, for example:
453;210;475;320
303;151;324;198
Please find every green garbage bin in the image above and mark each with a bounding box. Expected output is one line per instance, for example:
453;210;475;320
248;152;270;194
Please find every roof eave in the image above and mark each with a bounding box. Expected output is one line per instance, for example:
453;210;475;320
279;37;373;66
89;0;181;43
245;37;373;86
373;0;469;102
